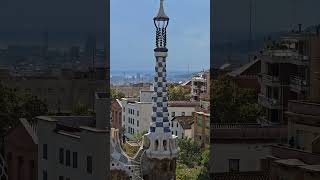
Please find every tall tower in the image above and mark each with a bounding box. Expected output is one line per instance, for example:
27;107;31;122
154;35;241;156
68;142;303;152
141;0;179;179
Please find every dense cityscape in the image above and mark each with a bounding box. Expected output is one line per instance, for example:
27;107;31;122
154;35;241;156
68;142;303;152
0;0;319;180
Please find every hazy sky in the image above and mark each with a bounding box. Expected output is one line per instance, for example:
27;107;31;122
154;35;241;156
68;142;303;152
110;0;210;72
213;0;320;42
0;0;319;70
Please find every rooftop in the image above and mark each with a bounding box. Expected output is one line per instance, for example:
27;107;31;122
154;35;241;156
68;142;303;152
168;101;199;107
275;159;307;167
171;116;194;130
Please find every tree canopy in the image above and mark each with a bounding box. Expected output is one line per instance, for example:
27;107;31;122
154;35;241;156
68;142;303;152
176;138;210;180
168;84;191;101
211;75;262;123
111;89;125;100
0;84;48;135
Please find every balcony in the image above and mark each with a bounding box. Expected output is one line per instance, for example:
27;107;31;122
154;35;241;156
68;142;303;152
261;50;309;66
258;73;281;86
258;94;281;109
289;75;308;92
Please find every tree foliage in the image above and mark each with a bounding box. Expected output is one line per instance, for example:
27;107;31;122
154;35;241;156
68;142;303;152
129;131;147;143
168;84;191;101
0;84;48;135
72;102;91;116
111;89;125;100
178;138;202;168
176;138;210;180
211;75;262;123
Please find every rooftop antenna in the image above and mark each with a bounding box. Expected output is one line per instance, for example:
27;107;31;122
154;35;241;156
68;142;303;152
248;0;253;62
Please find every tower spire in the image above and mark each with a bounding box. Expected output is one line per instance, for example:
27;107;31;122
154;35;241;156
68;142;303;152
141;1;178;178
155;0;169;20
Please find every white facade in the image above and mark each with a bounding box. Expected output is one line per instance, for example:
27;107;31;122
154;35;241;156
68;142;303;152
121;98;152;139
121;95;196;139
37;93;110;180
170;118;193;139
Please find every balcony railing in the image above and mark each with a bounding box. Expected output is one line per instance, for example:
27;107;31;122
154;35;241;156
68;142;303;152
289;75;308;92
258;94;281;109
259;73;280;86
261;50;309;65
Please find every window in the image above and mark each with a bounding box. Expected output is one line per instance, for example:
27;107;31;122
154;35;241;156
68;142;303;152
29;160;35;180
181;112;185;116
177;123;178;128
137;120;139;127
137;111;139;116
229;159;240;172
59;176;64;180
66;150;71;166
87;156;93;174
73;152;78;168
59;148;64;164
43;170;48;180
171;112;175;117
18;156;24;180
171;122;173;128
123;107;125;112
175;131;177;136
43;144;48;160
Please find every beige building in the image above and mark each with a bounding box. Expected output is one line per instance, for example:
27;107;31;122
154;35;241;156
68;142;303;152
191;71;210;101
258;31;320;124
266;30;320;180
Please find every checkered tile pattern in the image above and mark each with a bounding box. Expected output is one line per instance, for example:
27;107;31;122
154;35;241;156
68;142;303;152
150;56;171;134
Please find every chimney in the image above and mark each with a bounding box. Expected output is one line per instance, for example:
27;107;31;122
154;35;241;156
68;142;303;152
94;92;110;130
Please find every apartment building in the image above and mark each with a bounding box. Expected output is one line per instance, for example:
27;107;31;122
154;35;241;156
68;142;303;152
191;71;210;101
121;91;199;139
37;92;110;180
266;32;320;179
193;100;210;146
258;30;320;124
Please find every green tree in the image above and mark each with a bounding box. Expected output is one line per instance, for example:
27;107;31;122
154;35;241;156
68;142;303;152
111;89;125;100
178;138;202;168
21;94;48;122
168;84;191;101
129;131;147;142
0;84;48;154
72;102;90;116
211;75;262;123
211;75;237;123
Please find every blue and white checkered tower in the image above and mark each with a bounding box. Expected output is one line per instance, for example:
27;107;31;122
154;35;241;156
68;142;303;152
144;0;179;160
